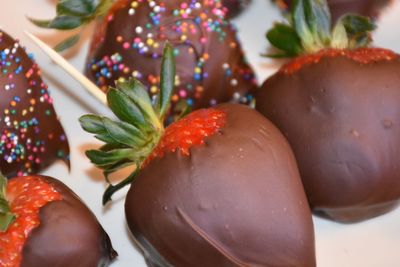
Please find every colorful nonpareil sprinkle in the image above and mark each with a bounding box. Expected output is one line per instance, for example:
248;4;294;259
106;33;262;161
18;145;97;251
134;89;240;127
0;30;69;177
86;0;257;122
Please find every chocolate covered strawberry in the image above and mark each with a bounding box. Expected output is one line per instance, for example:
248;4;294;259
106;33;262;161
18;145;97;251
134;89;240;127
32;0;257;123
80;43;315;266
0;173;117;266
276;0;391;21
256;0;400;223
0;30;69;177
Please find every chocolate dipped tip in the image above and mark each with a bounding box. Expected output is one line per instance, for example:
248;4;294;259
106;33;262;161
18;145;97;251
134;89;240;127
21;175;117;267
256;52;400;223
125;103;316;267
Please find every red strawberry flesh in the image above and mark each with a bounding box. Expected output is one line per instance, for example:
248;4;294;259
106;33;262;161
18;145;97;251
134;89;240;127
281;48;398;74
144;108;226;166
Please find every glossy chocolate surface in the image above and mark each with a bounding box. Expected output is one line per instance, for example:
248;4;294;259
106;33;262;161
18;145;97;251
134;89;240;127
86;0;257;123
256;55;400;222
0;30;69;177
222;0;251;18
21;176;117;267
125;104;315;266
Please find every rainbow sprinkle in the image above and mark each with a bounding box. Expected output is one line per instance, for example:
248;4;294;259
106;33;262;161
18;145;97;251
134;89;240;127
86;0;256;122
0;30;69;177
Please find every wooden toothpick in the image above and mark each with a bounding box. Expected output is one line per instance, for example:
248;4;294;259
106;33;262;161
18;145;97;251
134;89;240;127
24;31;107;105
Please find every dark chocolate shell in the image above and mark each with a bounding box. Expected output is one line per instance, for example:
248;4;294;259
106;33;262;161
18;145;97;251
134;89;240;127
21;175;117;267
222;0;251;18
256;54;400;223
85;0;257;123
125;104;315;267
0;30;69;177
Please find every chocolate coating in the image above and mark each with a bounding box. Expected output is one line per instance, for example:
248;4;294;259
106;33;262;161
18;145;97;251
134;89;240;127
86;0;257;123
0;30;69;177
21;176;117;267
256;55;400;223
125;104;315;266
282;0;391;21
222;0;251;18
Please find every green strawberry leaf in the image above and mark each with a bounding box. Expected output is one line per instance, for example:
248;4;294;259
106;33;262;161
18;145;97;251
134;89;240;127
86;148;136;167
267;0;375;56
115;79;161;131
307;0;331;44
80;43;177;205
0;212;15;232
293;0;316;52
29;16;83;30
80;114;111;136
0;173;15;232
54;34;81;52
56;0;98;17
80;114;143;146
266;23;303;57
107;88;151;132
339;14;375;48
331;21;349;49
94;134;121;145
101;117;148;147
157;42;175;120
340;14;376;34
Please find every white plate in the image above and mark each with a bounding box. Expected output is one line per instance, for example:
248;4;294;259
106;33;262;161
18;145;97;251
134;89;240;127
1;0;400;266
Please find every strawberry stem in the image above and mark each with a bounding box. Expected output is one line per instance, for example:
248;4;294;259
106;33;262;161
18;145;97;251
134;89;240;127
0;173;16;232
266;0;376;57
80;42;176;205
102;168;140;205
29;0;114;51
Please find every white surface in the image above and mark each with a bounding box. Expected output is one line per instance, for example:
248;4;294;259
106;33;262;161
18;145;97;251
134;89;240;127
2;0;400;266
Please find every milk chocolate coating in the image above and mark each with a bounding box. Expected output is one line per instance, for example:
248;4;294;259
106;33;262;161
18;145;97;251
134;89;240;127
282;0;391;21
222;0;251;18
256;55;400;223
21;176;117;267
0;30;69;177
125;104;315;266
85;0;257;123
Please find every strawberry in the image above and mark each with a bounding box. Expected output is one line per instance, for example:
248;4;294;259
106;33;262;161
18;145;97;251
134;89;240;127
276;0;391;21
256;0;400;222
0;30;69;177
31;0;257;123
80;43;316;266
0;173;117;267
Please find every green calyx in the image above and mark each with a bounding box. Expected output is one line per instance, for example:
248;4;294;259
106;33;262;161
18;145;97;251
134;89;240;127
79;43;176;205
266;0;376;57
0;172;16;233
29;0;114;51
